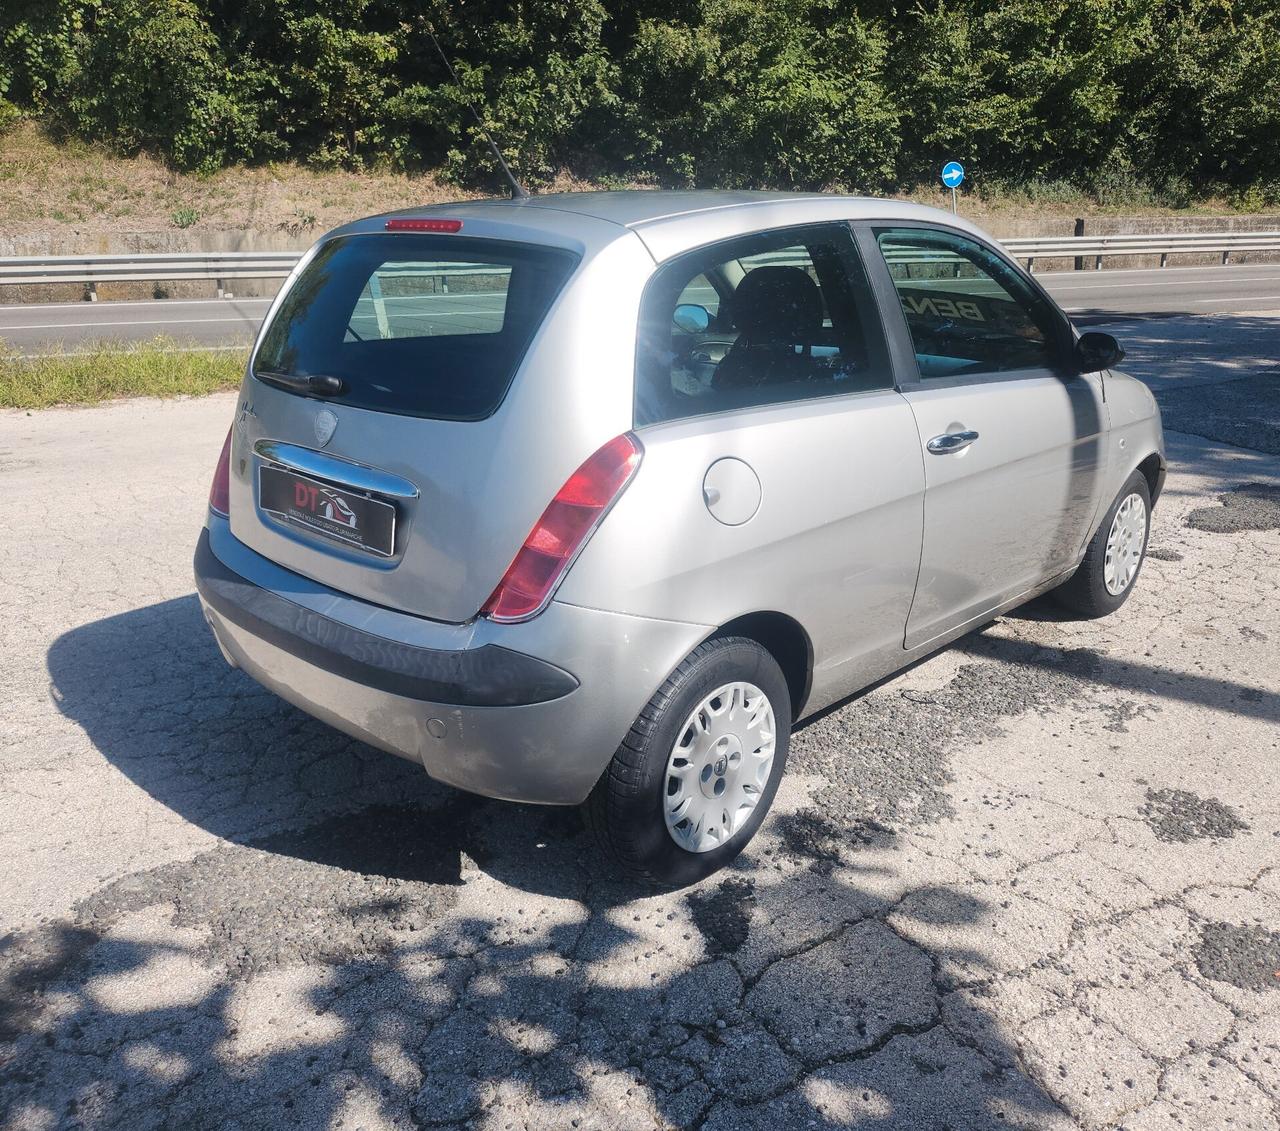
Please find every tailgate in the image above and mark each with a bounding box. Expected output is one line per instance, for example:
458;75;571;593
226;231;580;623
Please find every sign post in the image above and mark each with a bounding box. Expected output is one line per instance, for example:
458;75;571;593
941;161;965;214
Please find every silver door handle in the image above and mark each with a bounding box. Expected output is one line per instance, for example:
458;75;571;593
926;429;980;454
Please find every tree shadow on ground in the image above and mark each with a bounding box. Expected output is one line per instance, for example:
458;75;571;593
966;615;1280;728
10;595;1089;1128
0;820;1069;1130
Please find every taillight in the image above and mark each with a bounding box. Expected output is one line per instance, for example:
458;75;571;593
481;434;643;623
385;218;463;233
208;427;232;516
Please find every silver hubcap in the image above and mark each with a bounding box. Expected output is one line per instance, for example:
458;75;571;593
1104;492;1147;595
664;681;776;853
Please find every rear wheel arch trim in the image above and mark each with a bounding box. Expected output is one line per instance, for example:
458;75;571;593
702;611;813;719
1136;451;1166;504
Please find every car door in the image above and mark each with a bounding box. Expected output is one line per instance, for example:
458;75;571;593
858;223;1109;650
563;221;925;710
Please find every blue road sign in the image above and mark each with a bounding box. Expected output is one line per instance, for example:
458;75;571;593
941;161;965;188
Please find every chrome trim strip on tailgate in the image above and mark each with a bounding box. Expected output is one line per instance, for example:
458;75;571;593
253;439;421;499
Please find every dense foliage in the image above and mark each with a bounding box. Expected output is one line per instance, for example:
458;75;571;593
2;0;1277;198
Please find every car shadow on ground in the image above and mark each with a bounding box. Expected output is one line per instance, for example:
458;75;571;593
13;592;1096;1128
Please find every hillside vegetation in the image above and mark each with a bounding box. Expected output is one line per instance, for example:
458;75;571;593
2;0;1278;206
4;123;1267;243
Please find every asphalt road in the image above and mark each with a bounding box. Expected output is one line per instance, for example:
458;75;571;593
2;312;1279;1129
2;263;1280;353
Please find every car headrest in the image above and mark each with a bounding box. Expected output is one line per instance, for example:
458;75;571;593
730;266;823;343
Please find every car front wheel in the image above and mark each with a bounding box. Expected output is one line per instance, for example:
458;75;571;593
584;636;791;886
1053;469;1152;617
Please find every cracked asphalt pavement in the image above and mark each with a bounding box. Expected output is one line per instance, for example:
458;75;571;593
2;311;1279;1130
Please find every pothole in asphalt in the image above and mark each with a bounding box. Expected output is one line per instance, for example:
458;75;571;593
1145;546;1184;561
1194;922;1280;992
687;877;755;956
1185;483;1280;533
1138;788;1249;843
788;642;1109;834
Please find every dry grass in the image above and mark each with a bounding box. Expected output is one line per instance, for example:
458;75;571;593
0;122;481;239
1;121;1260;245
0;337;245;408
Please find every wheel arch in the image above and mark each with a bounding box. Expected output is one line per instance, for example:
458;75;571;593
708;611;813;720
1136;451;1167;505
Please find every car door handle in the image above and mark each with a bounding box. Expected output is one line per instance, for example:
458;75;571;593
926;429;980;454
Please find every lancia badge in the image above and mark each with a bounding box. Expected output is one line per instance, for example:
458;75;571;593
314;408;338;448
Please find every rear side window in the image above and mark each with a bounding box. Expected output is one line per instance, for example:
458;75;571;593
255;234;578;420
635;223;891;427
875;227;1067;380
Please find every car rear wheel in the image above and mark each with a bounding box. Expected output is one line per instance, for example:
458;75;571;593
584;636;791;887
1053;470;1152;618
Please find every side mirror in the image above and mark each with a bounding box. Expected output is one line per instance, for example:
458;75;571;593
673;303;711;334
1075;331;1125;373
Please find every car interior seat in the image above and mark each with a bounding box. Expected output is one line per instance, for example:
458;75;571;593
713;266;824;390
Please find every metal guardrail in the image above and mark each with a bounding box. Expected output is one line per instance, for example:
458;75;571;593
0;251;300;296
1002;231;1280;271
0;252;510;298
1;232;1278;295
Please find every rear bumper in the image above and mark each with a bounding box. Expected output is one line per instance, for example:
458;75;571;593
195;528;578;707
194;518;709;805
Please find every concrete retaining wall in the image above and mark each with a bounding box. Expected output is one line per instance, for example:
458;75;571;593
3;214;1280;304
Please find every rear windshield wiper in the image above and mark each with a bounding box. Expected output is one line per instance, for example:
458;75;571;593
254;369;347;397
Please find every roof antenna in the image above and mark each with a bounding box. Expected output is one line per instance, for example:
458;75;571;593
427;29;529;200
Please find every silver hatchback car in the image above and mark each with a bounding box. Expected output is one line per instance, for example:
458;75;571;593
195;191;1164;885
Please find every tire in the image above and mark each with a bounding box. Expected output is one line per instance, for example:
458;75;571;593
1053;470;1152;618
584;636;791;887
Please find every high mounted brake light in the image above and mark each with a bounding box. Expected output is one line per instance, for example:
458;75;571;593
384;218;463;233
208;426;232;517
480;434;643;623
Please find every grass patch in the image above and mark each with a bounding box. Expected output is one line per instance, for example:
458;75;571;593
0;337;245;409
3;120;1276;243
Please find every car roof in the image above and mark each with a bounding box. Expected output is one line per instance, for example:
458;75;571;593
328;190;995;265
472;190;833;226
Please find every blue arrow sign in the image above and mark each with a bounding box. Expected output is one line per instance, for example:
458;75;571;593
941;161;965;188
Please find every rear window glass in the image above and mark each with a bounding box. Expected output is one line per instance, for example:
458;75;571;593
254;234;578;420
635;223;892;427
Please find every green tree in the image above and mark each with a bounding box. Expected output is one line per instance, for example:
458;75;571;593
385;1;617;184
1;0;1277;196
618;0;900;189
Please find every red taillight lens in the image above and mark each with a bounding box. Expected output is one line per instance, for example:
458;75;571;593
481;434;643;623
385;218;463;233
208;427;232;516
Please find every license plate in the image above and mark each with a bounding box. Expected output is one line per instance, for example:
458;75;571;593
259;464;396;558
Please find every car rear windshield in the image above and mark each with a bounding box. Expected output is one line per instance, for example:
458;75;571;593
254;233;579;420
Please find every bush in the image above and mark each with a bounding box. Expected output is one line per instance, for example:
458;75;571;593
615;0;899;190
0;0;1277;198
0;98;21;134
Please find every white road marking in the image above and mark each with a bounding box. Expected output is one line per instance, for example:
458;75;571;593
17;344;248;360
0;298;273;312
0;316;257;330
1191;295;1280;305
1044;274;1280;292
1065;296;1280;314
0;297;505;334
349;310;501;319
0;291;504;314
